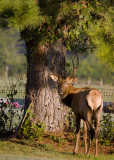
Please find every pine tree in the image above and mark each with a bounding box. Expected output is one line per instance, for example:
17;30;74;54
0;0;113;133
87;1;114;68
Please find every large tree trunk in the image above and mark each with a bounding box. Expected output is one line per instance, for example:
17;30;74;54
24;39;68;132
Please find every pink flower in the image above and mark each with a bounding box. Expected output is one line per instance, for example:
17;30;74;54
13;102;20;108
5;101;9;106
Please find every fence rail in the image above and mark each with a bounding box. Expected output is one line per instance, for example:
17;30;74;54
0;86;113;132
0;87;25;99
0;87;114;113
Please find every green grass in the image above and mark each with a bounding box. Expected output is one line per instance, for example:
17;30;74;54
0;76;26;99
0;139;113;160
0;76;26;87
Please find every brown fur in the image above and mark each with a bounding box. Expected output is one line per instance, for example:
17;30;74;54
50;75;103;156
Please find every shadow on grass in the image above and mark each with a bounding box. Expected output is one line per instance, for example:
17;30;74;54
0;136;74;158
1;138;48;149
0;134;114;159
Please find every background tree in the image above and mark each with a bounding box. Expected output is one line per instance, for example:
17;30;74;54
66;54;114;85
0;0;113;132
87;1;114;68
0;29;26;77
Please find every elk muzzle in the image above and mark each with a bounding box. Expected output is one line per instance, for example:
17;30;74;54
58;89;64;95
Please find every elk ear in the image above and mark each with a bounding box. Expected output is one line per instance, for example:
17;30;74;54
50;74;58;82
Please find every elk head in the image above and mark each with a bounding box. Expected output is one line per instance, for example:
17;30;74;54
50;54;79;99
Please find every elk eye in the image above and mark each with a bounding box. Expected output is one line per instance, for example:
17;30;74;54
57;80;60;84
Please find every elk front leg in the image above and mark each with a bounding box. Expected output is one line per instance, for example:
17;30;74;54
73;118;80;155
83;121;87;155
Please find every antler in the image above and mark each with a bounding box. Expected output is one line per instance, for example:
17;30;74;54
51;55;57;76
71;53;79;78
51;54;61;79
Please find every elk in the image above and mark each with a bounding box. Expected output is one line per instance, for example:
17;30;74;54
50;54;103;156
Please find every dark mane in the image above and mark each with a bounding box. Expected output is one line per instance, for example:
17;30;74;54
62;94;74;108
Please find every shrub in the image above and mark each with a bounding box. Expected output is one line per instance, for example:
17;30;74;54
18;108;45;140
0;99;9;131
99;114;114;145
0;98;22;134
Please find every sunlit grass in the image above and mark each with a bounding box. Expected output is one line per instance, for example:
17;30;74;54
0;139;113;160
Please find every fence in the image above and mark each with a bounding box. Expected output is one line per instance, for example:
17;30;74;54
0;87;114;113
0;85;25;132
100;89;114;113
0;86;114;132
0;86;25;99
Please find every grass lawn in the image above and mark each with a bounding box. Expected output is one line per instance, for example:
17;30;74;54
0;137;113;160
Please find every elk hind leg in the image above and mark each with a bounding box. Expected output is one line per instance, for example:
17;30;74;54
86;117;93;156
83;121;87;155
94;105;102;156
94;117;100;156
73;118;80;155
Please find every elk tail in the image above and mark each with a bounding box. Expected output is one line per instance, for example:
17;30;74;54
86;120;95;140
90;127;95;140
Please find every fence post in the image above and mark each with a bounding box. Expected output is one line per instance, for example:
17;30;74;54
88;77;91;85
100;78;103;86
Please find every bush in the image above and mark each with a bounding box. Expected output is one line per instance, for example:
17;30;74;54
0;98;22;134
99;114;114;145
18;108;45;140
0;99;8;131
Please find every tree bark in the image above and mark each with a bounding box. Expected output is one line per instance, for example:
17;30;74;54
24;39;69;132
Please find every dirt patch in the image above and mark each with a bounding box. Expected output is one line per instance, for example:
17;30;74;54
35;132;114;155
2;132;113;156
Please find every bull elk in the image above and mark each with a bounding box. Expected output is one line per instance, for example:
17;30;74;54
50;54;103;156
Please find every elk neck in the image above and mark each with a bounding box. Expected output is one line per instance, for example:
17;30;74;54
61;84;90;108
61;84;82;108
68;84;80;94
68;84;90;94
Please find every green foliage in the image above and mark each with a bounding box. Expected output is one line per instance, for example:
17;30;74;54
66;54;114;85
88;4;114;67
99;114;114;145
0;0;45;30
67;110;76;132
0;77;25;134
0;0;113;65
0;28;26;76
0;100;8;131
6;76;25;100
50;134;65;144
0;101;22;133
19;108;45;140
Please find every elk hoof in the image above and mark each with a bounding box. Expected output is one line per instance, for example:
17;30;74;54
73;152;75;155
95;153;98;157
86;152;90;156
73;151;78;155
